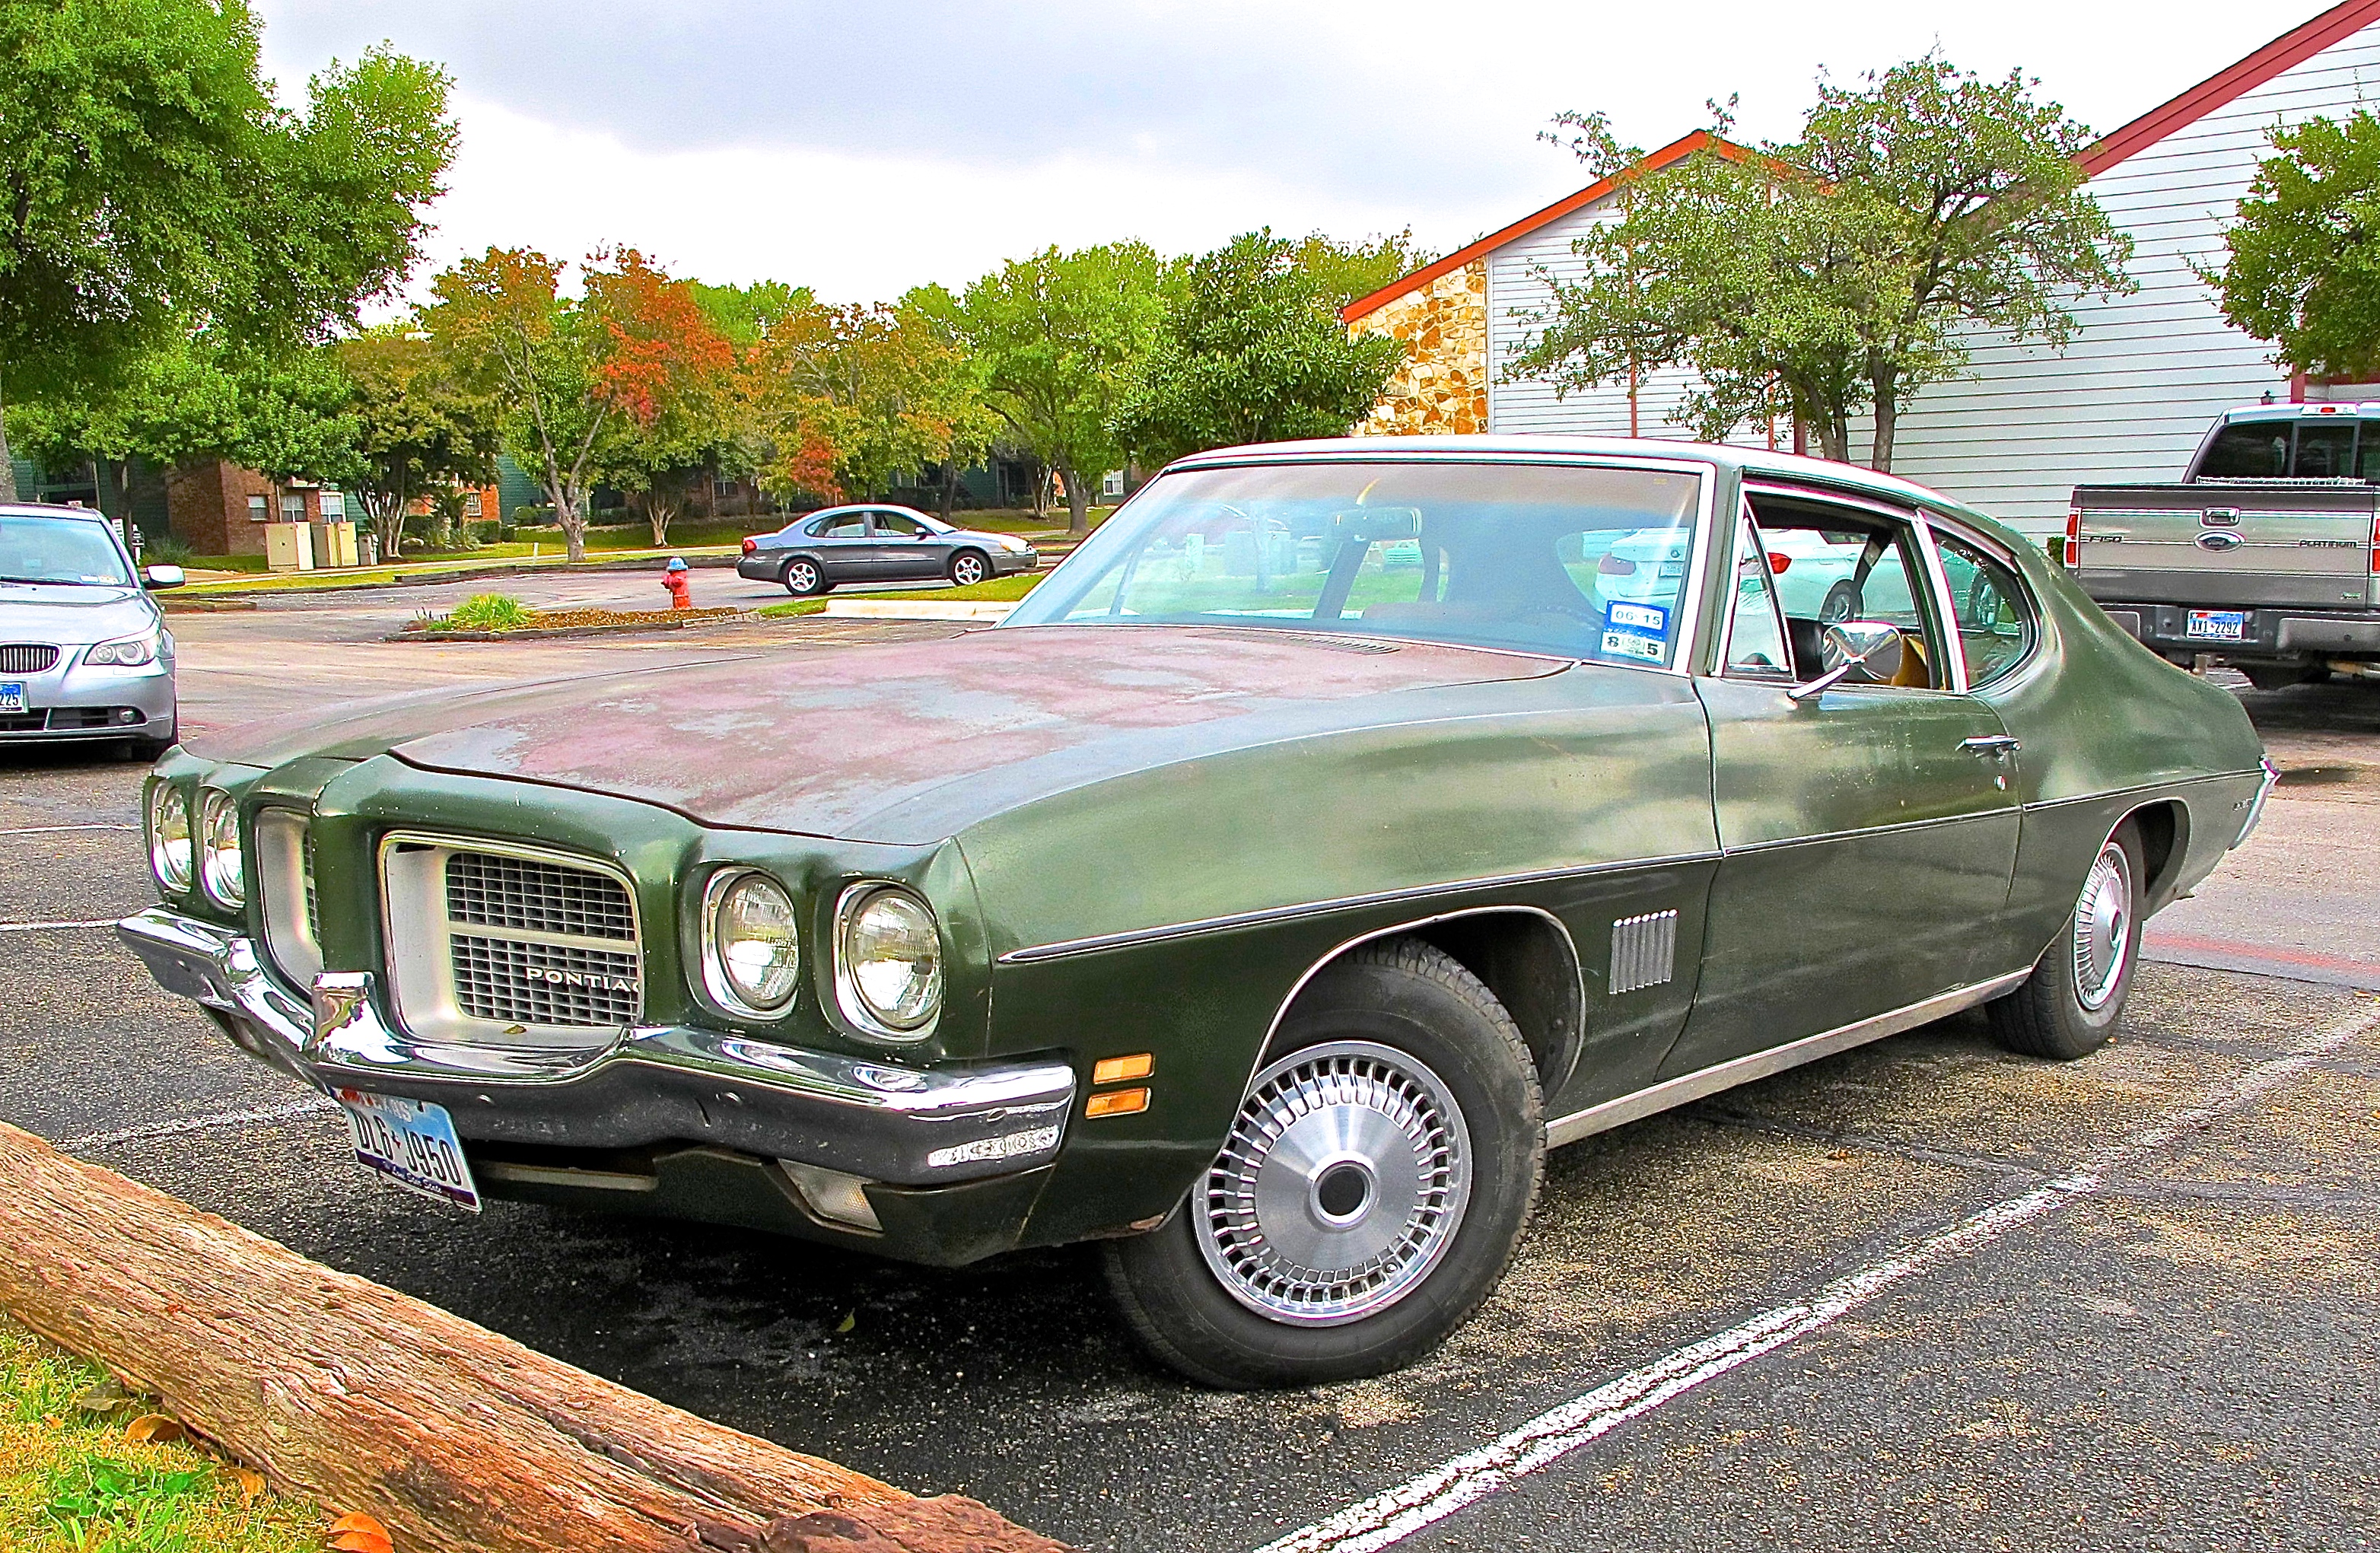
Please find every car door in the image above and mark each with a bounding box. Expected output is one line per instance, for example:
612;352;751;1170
806;511;874;580
870;511;946;581
1663;490;2022;1078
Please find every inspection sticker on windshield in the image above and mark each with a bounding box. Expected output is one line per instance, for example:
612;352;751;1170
0;683;23;714
335;1088;480;1211
1601;602;1669;663
2185;609;2248;642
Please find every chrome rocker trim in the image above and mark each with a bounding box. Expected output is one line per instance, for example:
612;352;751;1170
1545;969;2032;1148
116;905;1075;1187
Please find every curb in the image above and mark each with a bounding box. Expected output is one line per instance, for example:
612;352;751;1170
159;597;259;613
389;610;753;643
191;552;741;600
820;599;1017;622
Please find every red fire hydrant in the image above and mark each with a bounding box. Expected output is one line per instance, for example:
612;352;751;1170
662;557;692;610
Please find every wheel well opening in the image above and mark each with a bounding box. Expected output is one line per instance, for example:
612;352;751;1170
2127;800;2189;913
1415;913;1584;1096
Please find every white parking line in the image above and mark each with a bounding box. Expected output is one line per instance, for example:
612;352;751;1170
59;1096;339;1151
1255;999;2380;1553
0;823;138;835
0;918;120;932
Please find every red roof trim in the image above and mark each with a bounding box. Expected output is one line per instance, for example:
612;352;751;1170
2079;0;2380;177
1341;131;1752;323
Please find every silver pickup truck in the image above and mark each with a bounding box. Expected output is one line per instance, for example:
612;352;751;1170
2072;401;2380;689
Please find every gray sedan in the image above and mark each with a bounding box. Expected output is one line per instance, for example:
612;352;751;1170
736;504;1039;597
0;504;184;757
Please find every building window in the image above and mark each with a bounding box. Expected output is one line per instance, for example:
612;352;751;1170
247;495;269;523
319;492;345;520
279;493;306;524
463;492;484;517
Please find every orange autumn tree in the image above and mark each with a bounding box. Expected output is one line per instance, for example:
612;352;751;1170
426;247;733;561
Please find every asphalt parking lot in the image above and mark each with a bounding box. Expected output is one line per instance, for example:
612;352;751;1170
3;590;2377;1551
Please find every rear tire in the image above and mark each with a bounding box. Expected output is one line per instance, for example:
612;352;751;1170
1104;939;1542;1389
1822;580;1859;622
947;550;989;587
1988;821;2145;1060
781;557;831;597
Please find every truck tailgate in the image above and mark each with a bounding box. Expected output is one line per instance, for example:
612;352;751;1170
2075;483;2378;609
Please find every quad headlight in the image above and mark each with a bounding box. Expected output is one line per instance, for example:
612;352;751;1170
835;884;943;1037
198;789;243;908
702;870;802;1017
147;781;193;893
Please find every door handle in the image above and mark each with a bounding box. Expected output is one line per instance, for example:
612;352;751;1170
1960;734;2021;756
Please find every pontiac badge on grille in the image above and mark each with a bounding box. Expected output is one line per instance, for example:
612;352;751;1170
308;971;374;1056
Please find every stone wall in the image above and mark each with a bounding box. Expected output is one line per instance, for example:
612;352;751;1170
1348;262;1490;436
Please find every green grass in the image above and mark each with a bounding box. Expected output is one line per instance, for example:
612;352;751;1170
442;594;536;632
758;571;1044;618
1;1317;319;1552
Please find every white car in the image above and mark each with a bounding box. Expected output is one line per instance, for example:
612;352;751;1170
0;504;184;757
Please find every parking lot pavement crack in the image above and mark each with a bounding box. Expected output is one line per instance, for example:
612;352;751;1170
1686;1105;2048;1184
1253;998;2380;1553
57;1095;339;1152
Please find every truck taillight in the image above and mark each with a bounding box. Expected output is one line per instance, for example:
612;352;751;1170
2063;508;2079;568
2371;511;2379;574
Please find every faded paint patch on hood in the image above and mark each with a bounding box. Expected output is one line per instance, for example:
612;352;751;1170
386;626;1563;841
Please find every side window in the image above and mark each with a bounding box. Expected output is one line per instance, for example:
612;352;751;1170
875;512;928;537
1722;509;1792;679
1932;529;2037;688
811;513;867;539
1755;504;1946;689
2295;419;2356;479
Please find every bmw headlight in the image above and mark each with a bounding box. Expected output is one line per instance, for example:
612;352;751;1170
835;884;943;1037
198;789;243;908
703;870;802;1017
85;630;160;667
147;782;193;893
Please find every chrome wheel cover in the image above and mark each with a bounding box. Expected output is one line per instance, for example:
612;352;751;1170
2071;839;2135;1012
953;555;986;584
787;561;819;593
1195;1039;1472;1327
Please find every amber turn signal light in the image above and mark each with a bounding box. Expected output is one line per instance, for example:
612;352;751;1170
1092;1052;1153;1085
1085;1087;1150;1119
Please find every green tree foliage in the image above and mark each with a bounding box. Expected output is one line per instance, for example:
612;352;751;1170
0;2;455;497
2210;110;2380;380
1511;61;2133;469
1111;230;1406;467
425;247;733;562
1290;229;1437;313
338;326;501;559
956;243;1169;535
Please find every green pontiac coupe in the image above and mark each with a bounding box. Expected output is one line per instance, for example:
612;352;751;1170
122;438;2273;1387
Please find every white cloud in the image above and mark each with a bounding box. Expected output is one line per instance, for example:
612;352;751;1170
261;0;2341;305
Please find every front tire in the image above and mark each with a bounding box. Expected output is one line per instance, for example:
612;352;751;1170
1105;939;1542;1389
1988;822;2145;1060
781;557;831;597
947;550;990;587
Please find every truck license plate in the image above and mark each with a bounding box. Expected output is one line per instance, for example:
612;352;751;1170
2184;610;2248;642
335;1088;480;1211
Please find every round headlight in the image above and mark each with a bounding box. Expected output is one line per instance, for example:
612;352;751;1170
705;870;801;1017
199;789;243;908
837;886;943;1036
147;782;192;893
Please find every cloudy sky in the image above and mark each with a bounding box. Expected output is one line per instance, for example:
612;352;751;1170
253;1;2335;307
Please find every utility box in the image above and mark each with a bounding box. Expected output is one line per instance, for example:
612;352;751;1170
264;522;317;573
310;520;359;569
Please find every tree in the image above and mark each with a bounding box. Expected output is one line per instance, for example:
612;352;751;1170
426;248;733;562
1511;60;2134;470
1111;230;1406;466
957;243;1169;535
2209;110;2380;382
1290;229;1437;313
0;2;455;498
338;327;501;560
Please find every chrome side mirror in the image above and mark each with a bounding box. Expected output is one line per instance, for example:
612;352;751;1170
141;564;186;590
1790;620;1904;702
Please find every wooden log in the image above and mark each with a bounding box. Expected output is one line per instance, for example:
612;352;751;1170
0;1121;1072;1553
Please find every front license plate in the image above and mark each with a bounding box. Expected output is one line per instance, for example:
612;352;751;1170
335;1089;480;1211
0;683;23;713
2185;609;2248;642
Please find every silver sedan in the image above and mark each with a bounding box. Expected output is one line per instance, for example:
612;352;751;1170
0;504;183;757
736;504;1038;597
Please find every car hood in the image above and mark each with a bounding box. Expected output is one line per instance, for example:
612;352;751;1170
198;626;1565;842
0;584;158;645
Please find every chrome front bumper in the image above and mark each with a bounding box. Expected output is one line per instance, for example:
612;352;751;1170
116;906;1075;1186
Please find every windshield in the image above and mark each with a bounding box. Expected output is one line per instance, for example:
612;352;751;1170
0;514;132;587
1000;460;1707;664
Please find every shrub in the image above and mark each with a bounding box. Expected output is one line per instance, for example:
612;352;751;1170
141;534;198;566
444;594;535;632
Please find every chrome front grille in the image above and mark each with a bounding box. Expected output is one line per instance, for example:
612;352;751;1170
380;834;643;1049
451;935;642;1026
0;644;59;674
445;851;635;940
302;832;320;944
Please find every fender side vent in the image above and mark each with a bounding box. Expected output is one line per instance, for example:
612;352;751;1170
1609;910;1678;995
